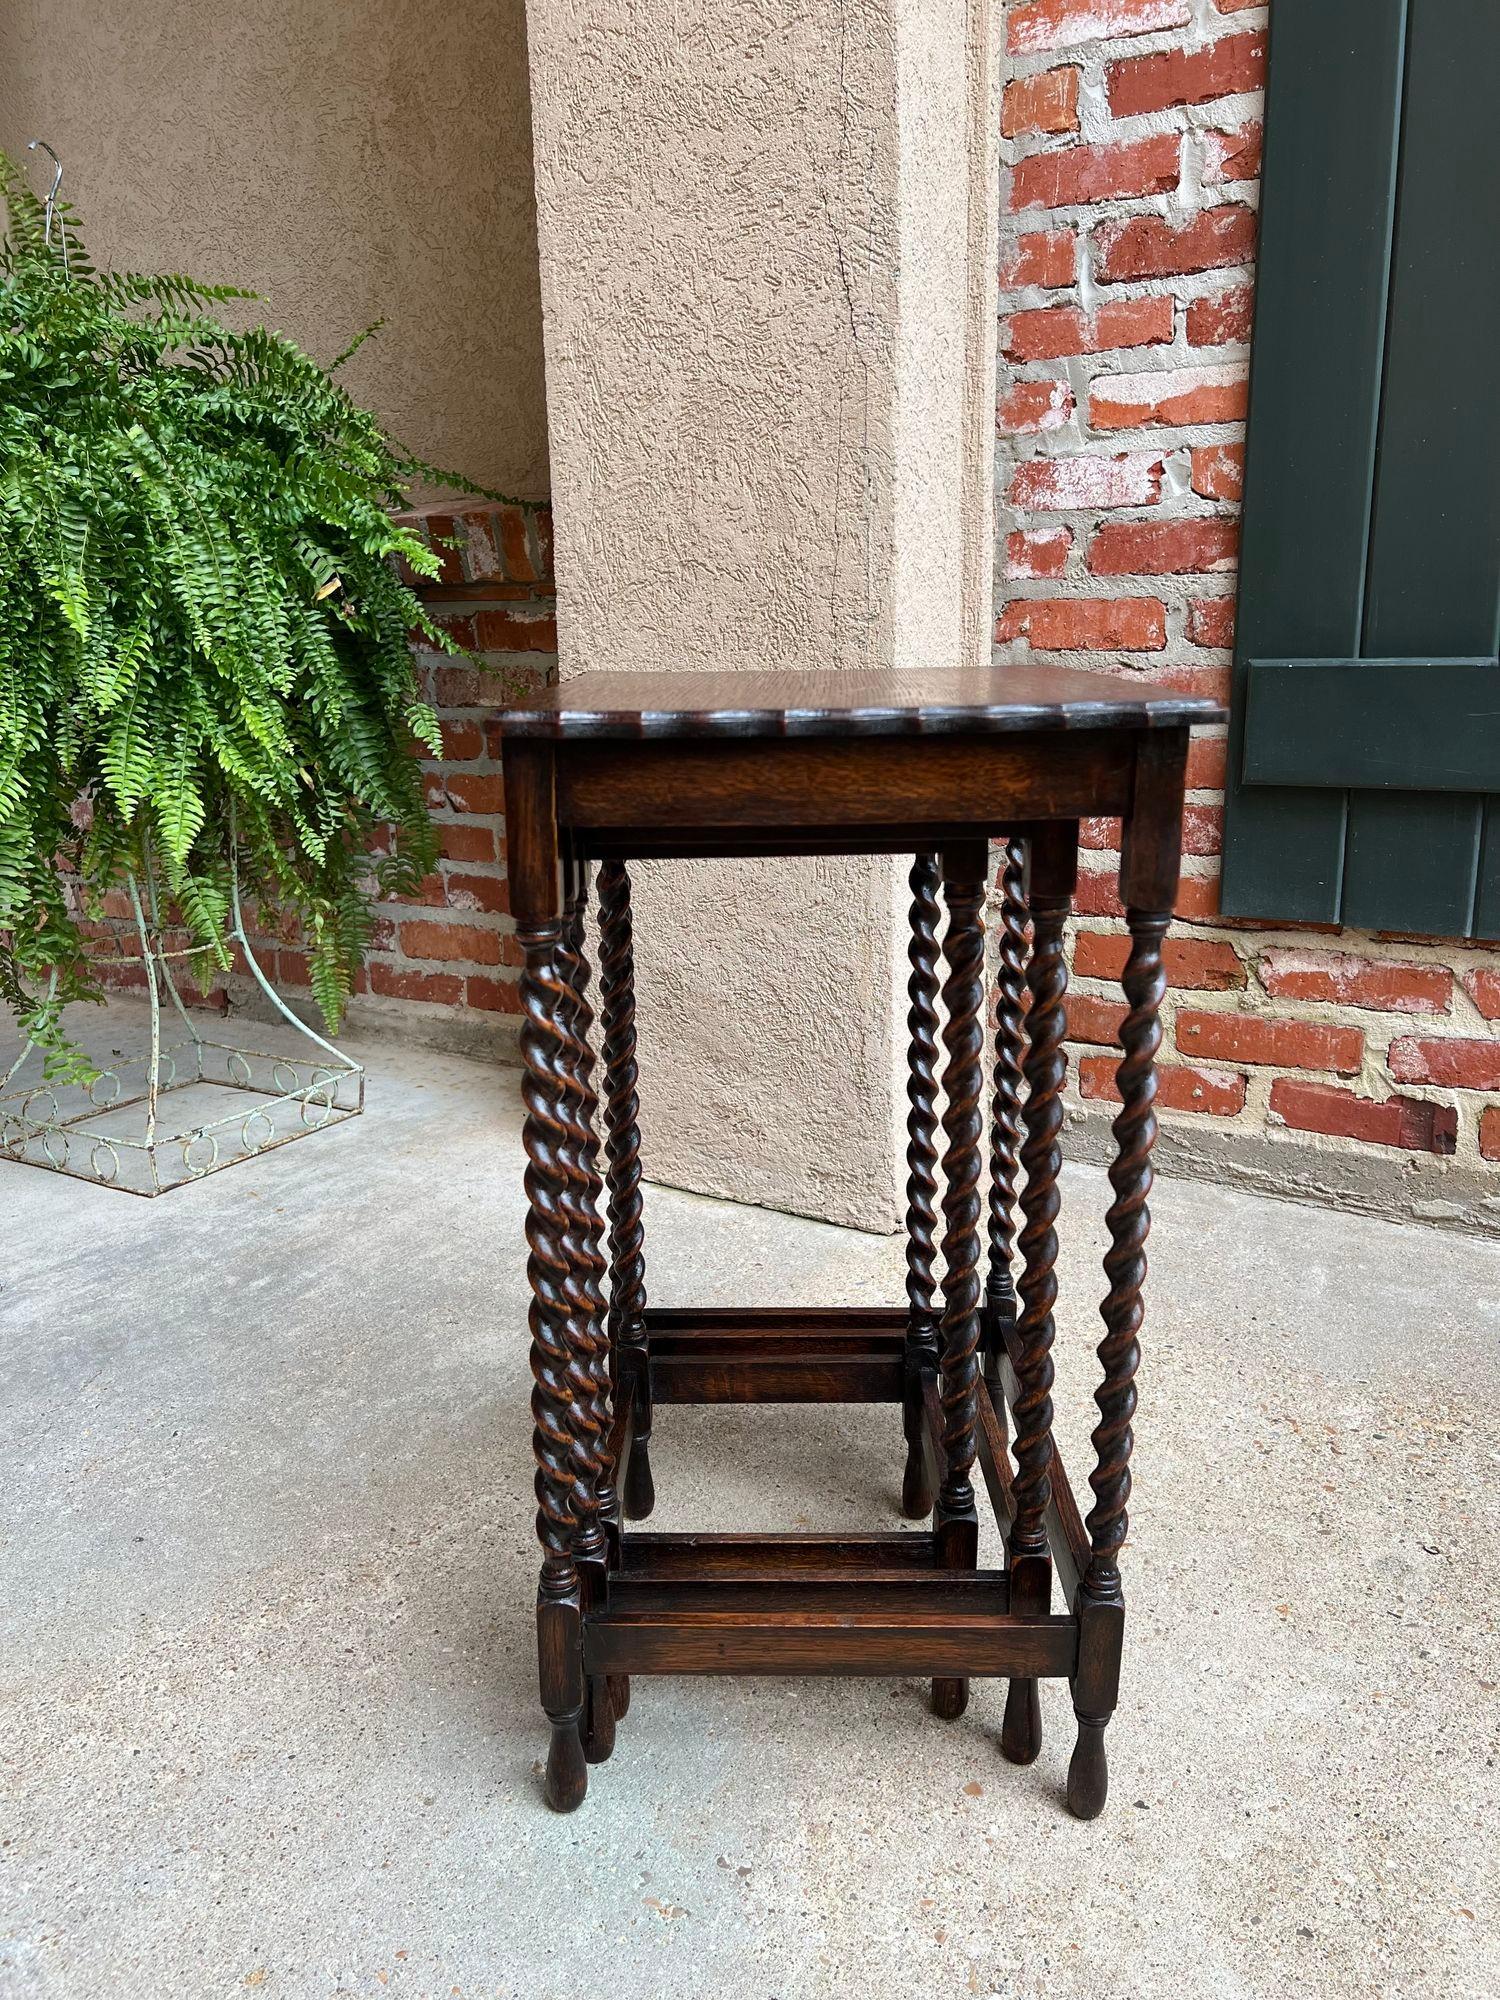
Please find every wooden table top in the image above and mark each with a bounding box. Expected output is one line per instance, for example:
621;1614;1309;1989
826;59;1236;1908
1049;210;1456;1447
493;666;1228;741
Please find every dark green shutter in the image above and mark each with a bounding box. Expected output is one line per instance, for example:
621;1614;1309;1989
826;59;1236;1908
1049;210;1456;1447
1221;0;1500;940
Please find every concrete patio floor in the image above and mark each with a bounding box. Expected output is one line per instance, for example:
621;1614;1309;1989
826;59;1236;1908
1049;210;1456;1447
2;1010;1498;1999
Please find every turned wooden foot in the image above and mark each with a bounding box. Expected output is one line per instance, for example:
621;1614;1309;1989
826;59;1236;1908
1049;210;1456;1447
930;1676;969;1720
623;1433;655;1519
1066;1713;1110;1820
1001;1676;1043;1764
583;1675;616;1764
900;1438;933;1520
608;1673;630;1719
545;1714;588;1811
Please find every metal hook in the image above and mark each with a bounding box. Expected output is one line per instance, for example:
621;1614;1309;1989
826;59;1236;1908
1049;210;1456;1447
26;138;69;276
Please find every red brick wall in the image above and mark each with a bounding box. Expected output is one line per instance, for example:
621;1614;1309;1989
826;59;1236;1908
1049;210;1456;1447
996;0;1500;1179
367;500;555;1025
253;501;552;1032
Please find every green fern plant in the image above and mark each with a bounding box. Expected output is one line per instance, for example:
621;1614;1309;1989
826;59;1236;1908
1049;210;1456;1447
0;151;500;1075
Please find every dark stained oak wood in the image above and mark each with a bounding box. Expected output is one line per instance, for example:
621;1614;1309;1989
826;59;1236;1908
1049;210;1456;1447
607;1573;1009;1616
986;838;1029;1331
981;1361;1043;1767
989;1337;1090;1615
584;1619;1077;1680
555;732;1136;835
578;824;1086;861
621;1532;938;1576
652;1352;904;1404
1087;912;1166;1605
495;664;1224;740
511;810;594;1810
584;1581;1079;1679
1066;905;1169;1822
502;741;560;931
932;845;988;1720
515;932;580;1573
974;1375;1016;1531
986;831;1036;1761
936;848;989;1518
561;866;620;1754
582;1669;616;1765
602;1380;635;1520
1004;825;1075;1770
919;1369;947;1554
596;861;653;1521
1067;736;1181;1821
901;855;943;1521
1120;731;1190;909
644;1306;909;1333
1010;825;1073;1575
984;1344;1086;1768
560;864;615;1552
645;1307;906;1403
497;665;1213;1818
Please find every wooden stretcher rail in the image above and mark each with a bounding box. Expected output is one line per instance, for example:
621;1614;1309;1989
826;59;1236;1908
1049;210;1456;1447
974;1373;1017;1530
644;1304;908;1404
585;1582;1078;1679
608;1572;1008;1616
620;1532;937;1576
652;1353;905;1403
644;1306;909;1336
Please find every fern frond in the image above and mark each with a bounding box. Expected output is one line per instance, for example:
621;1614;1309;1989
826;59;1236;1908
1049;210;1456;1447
0;148;490;1052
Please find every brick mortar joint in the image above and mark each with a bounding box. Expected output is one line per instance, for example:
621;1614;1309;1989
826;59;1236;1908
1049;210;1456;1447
1056;914;1496;1166
1073;912;1500;981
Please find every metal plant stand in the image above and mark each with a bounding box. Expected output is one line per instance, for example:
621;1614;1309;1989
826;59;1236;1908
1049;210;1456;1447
0;851;362;1196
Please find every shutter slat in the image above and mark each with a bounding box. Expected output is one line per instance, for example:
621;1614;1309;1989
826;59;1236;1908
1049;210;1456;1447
1475;819;1500;941
1347;0;1500;937
1241;660;1500;790
1220;0;1408;923
1343;796;1483;937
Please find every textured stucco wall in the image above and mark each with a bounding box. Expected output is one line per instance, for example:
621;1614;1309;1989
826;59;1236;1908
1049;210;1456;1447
526;0;1002;1231
0;0;548;498
526;0;902;674
893;0;1004;676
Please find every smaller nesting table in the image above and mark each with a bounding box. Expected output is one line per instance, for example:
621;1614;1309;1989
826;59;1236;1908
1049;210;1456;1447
496;665;1224;1818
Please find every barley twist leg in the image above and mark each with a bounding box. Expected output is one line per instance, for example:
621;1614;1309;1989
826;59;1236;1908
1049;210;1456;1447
931;848;987;1721
1067;907;1167;1821
901;853;942;1520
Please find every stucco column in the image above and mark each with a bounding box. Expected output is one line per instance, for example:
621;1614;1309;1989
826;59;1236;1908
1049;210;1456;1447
525;0;1003;1230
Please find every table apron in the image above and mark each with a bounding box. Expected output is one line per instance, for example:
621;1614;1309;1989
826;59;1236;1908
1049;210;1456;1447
554;730;1136;836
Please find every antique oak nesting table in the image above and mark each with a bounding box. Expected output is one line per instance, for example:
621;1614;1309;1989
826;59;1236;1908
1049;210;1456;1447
495;665;1225;1819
